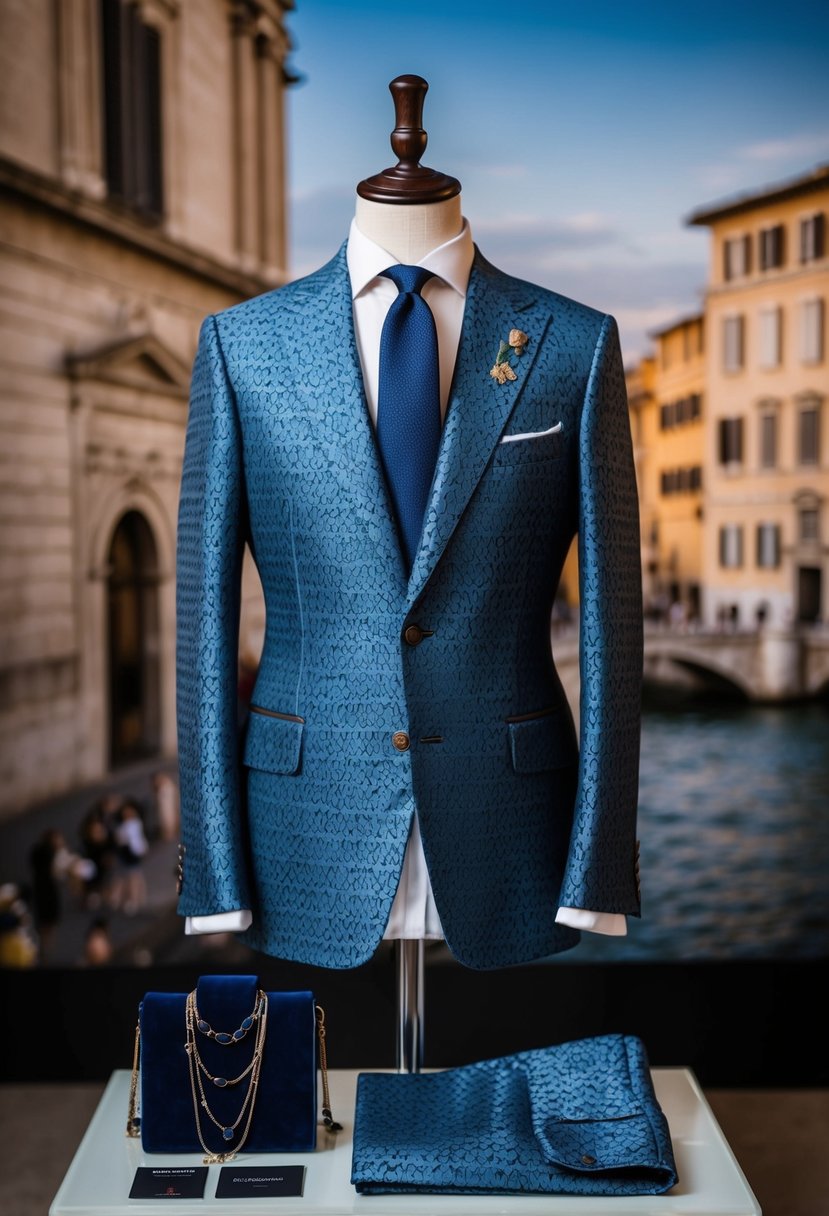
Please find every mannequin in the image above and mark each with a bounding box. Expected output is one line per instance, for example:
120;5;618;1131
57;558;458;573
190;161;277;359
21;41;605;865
176;76;642;1025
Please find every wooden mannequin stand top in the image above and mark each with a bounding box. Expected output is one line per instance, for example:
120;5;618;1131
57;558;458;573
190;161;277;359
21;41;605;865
355;75;463;273
357;74;461;205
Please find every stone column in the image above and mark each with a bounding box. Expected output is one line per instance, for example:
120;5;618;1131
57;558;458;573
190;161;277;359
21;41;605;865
230;1;261;274
56;0;107;197
255;19;289;283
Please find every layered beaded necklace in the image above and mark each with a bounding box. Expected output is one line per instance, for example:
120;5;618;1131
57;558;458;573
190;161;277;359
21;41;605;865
184;988;268;1164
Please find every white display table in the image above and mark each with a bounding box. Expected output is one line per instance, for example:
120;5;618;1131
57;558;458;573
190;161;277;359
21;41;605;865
50;1068;761;1215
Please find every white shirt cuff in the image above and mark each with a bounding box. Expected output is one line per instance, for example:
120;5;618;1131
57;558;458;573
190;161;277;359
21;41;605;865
555;907;627;936
184;909;253;935
186;908;625;938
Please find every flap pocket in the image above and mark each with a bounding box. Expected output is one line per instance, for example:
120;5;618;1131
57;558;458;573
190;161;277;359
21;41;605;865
242;707;304;775
535;1111;659;1174
506;709;578;772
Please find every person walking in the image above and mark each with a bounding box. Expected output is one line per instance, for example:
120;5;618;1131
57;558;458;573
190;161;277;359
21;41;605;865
112;802;149;914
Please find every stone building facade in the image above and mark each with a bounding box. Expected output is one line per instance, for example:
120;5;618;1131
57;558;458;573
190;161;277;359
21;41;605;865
0;0;295;817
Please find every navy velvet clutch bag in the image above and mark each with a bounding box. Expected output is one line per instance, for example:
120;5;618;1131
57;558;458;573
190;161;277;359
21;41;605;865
351;1034;678;1196
129;975;324;1156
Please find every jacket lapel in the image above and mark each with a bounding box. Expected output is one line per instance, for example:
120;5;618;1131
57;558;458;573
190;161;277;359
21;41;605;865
289;241;411;599
405;247;552;610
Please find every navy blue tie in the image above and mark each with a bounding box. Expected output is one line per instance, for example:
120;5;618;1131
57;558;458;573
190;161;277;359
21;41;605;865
376;264;441;572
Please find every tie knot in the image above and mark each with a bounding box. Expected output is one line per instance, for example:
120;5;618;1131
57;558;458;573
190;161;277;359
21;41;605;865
381;264;436;296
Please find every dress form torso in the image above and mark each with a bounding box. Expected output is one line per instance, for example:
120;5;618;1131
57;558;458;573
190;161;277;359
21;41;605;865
353;195;464;260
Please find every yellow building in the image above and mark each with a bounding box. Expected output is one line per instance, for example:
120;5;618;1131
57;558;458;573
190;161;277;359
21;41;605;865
687;164;829;628
630;317;705;623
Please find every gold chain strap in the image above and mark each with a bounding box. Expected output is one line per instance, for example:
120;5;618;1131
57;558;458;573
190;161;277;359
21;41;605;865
126;1015;141;1137
315;1003;342;1132
126;997;342;1140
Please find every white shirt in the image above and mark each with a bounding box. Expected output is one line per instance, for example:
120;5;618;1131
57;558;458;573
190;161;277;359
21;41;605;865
186;216;626;940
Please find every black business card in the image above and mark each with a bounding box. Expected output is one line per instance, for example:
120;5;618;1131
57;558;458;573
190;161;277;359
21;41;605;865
215;1165;305;1198
129;1167;208;1199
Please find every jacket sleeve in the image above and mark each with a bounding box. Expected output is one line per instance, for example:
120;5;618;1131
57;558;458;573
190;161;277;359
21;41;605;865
558;312;643;916
175;313;252;917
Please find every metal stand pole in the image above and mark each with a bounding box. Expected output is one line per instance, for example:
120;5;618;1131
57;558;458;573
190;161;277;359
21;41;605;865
394;938;424;1073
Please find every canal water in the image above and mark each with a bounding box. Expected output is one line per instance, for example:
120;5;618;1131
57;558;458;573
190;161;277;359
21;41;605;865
563;697;829;962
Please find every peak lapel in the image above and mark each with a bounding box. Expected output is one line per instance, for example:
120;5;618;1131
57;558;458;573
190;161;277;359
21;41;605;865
405;249;552;611
287;242;410;599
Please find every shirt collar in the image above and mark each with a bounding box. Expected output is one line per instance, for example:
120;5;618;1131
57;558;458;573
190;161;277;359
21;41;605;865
346;213;475;300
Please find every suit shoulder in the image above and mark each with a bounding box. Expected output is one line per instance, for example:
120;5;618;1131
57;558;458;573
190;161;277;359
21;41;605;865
207;244;346;333
537;283;610;330
477;249;611;332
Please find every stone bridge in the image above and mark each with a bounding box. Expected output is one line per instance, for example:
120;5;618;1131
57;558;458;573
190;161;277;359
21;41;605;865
551;625;829;703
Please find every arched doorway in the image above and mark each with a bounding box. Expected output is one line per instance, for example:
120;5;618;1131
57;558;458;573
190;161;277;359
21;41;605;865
107;510;162;766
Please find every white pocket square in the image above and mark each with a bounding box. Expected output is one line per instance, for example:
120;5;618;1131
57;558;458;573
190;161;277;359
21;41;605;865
499;421;563;444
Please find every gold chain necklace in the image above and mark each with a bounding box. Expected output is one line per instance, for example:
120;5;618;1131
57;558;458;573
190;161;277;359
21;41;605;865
191;988;264;1045
184;988;268;1163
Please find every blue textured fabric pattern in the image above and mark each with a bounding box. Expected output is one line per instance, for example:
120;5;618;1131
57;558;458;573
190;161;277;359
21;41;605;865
376;265;441;570
175;238;643;970
351;1034;677;1195
138;977;318;1154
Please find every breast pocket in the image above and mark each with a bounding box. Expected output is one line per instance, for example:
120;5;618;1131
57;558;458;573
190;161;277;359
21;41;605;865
242;705;304;775
491;422;566;469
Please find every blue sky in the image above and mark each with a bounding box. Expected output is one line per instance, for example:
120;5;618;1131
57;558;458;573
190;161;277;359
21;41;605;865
285;1;829;360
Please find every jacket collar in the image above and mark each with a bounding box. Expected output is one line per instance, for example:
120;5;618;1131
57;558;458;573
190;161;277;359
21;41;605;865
283;238;552;610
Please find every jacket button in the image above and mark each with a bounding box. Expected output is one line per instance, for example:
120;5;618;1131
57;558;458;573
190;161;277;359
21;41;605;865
392;731;410;751
403;623;424;646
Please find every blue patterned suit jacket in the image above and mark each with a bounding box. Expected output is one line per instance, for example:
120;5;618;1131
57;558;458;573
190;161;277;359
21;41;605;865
175;239;643;970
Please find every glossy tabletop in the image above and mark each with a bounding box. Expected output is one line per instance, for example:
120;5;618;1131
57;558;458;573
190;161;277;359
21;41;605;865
50;1068;761;1215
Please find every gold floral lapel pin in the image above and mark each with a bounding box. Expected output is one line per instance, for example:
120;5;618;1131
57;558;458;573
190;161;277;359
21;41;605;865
490;328;530;383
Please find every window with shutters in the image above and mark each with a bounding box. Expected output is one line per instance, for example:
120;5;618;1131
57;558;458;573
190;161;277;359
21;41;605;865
719;525;743;568
758;306;782;369
756;523;781;569
718;417;744;466
759;411;778;469
100;0;164;218
800;298;825;364
800;213;825;263
798;405;821;465
723;315;745;372
723;234;751;280
759;224;785;271
799;509;819;542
